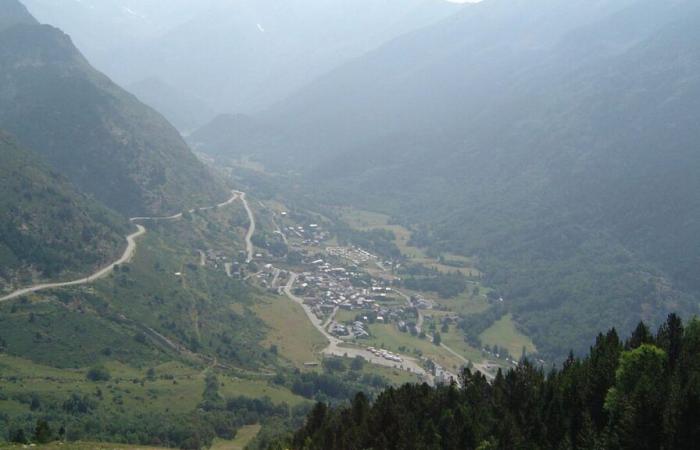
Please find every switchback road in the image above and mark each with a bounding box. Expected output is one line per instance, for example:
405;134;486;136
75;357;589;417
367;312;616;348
0;191;240;303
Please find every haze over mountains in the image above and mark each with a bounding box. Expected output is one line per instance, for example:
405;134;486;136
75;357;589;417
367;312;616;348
23;0;462;129
2;0;698;363
193;0;700;357
2;0;700;448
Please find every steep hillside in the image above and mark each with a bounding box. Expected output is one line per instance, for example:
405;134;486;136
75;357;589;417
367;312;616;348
0;133;128;292
208;0;700;358
0;2;227;216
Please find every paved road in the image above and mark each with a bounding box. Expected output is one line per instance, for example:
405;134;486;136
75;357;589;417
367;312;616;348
0;225;146;303
283;273;431;381
235;191;256;263
0;191;240;303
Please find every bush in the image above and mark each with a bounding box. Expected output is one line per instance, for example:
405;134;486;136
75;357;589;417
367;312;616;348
86;365;111;382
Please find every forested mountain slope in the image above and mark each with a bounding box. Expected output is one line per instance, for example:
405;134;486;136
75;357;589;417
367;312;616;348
0;133;128;292
0;1;226;216
203;0;700;358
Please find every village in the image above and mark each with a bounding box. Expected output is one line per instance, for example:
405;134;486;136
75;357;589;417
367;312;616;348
196;206;485;384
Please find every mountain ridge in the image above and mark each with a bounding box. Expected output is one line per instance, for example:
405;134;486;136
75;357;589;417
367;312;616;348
0;4;227;216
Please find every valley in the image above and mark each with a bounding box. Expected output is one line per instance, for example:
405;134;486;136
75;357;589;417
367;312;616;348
2;0;700;448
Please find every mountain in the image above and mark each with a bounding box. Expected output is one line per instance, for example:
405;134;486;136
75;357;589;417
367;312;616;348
0;0;36;31
188;114;292;162
22;0;462;117
0;132;128;292
127;77;215;132
0;1;227;216
207;0;700;358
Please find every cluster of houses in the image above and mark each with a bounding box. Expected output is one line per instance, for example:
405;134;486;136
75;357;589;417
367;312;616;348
328;320;370;338
285;223;328;246
326;246;378;265
200;249;231;268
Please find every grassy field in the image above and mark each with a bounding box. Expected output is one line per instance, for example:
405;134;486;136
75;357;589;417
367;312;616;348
439;328;483;363
431;288;491;316
251;293;328;368
479;314;537;357
363;324;467;372
334;309;359;324
211;424;262;450
337;207;480;276
0;354;306;419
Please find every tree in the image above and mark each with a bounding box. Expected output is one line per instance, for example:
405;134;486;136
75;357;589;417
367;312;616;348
605;344;667;450
351;356;365;371
30;395;41;411
627;322;654;350
10;428;28;444
34;419;53;444
433;332;442;346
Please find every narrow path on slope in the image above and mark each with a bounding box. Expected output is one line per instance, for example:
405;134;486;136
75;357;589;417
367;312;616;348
0;191;240;303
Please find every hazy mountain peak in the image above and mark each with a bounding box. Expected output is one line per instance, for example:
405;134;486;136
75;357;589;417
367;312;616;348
0;0;38;31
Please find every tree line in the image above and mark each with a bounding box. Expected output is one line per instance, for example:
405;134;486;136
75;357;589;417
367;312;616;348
269;314;700;449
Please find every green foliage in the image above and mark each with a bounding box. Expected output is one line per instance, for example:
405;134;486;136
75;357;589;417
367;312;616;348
399;265;467;299
33;419;52;444
86;365;111;382
273;315;700;449
0;134;127;287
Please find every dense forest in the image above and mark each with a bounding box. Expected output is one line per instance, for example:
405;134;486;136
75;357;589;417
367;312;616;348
270;314;700;450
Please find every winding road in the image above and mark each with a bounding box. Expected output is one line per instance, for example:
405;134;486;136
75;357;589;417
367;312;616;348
235;191;256;263
0;191;241;303
0;225;146;303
